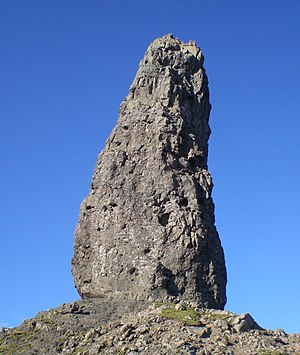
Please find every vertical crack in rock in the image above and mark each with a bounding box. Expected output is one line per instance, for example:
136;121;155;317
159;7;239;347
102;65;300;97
72;34;227;309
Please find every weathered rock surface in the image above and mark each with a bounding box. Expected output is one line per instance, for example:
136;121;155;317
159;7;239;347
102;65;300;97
72;34;227;309
1;300;300;354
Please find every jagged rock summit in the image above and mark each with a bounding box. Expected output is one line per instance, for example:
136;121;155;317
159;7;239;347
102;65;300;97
72;34;227;309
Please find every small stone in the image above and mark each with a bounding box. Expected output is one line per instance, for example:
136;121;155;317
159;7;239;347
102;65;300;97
274;328;287;337
233;313;256;332
119;323;132;334
84;328;97;341
175;303;186;311
213;319;228;331
186;326;211;338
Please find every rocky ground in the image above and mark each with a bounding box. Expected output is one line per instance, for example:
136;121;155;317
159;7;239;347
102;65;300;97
1;299;299;354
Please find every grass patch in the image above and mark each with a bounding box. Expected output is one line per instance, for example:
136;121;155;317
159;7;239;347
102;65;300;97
74;346;85;354
39;317;55;325
161;304;202;326
7;330;34;342
0;329;37;354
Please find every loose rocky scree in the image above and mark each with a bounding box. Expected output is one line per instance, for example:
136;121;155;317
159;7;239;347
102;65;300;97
0;300;299;354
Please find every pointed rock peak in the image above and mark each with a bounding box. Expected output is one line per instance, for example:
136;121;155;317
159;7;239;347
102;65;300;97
72;35;227;309
149;33;203;60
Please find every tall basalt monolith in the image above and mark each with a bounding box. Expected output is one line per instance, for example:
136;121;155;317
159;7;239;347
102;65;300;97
72;34;227;309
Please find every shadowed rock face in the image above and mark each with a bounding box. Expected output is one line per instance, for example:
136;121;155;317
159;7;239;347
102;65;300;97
72;34;227;309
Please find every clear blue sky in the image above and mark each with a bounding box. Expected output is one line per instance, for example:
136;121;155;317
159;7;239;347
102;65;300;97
1;1;299;334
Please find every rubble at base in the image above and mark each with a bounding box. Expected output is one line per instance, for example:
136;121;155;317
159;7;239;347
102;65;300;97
1;300;299;354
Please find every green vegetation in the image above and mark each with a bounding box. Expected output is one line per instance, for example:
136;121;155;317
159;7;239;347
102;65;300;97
0;330;33;354
39;316;55;325
160;303;202;326
207;313;232;322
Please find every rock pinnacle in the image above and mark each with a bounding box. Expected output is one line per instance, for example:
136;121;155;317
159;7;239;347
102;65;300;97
72;34;227;309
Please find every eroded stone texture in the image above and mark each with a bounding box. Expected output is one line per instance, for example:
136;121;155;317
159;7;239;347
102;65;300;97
72;34;227;309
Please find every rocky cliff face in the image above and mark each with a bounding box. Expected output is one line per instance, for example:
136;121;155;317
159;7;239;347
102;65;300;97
72;34;227;309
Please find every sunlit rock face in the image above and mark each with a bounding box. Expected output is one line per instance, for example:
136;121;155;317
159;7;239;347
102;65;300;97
72;34;227;309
